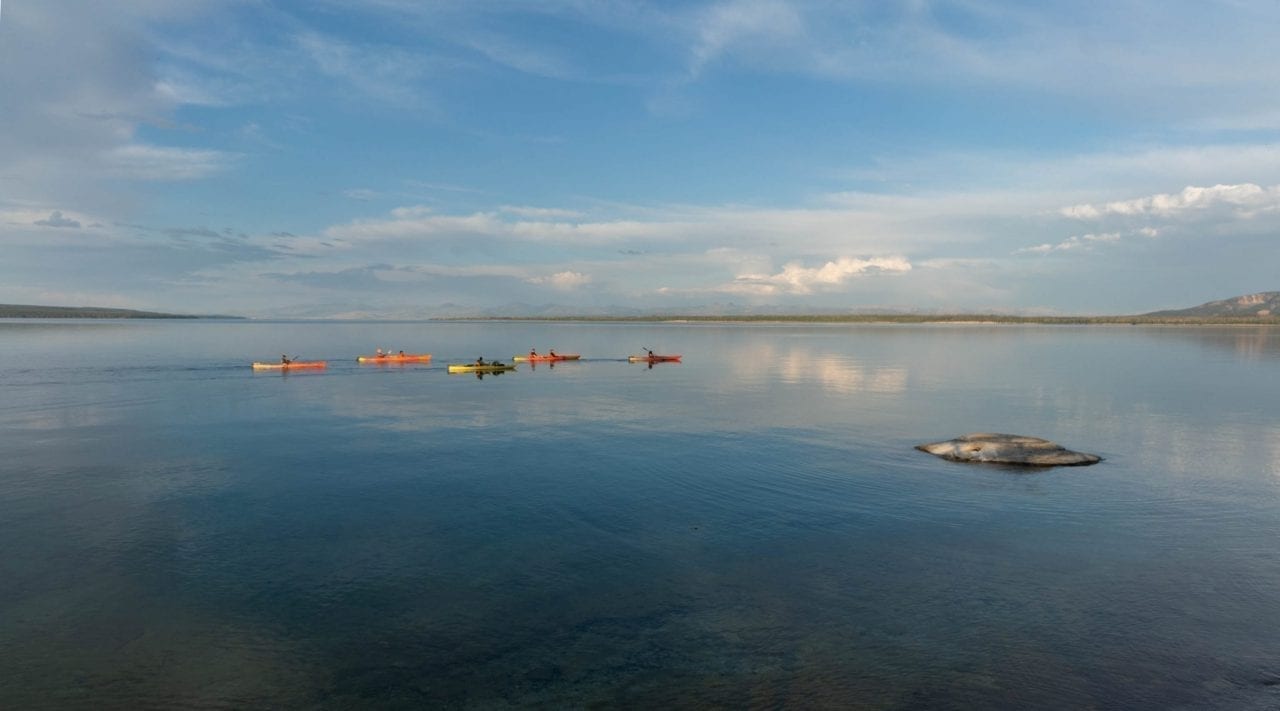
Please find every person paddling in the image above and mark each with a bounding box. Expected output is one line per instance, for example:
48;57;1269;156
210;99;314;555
549;349;557;358
530;348;538;358
281;354;292;364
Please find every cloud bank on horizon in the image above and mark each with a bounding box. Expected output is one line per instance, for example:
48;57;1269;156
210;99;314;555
2;0;1279;317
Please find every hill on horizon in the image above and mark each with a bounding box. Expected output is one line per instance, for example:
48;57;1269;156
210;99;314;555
1142;291;1280;318
0;304;230;319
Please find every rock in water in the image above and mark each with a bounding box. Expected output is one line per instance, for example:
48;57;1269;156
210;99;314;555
916;433;1101;467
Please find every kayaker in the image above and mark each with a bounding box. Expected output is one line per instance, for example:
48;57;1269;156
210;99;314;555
475;356;486;366
281;354;291;364
549;349;557;358
376;348;385;358
530;348;538;358
646;349;654;358
398;350;405;357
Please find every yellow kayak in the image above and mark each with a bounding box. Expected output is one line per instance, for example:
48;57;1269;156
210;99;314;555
447;363;516;373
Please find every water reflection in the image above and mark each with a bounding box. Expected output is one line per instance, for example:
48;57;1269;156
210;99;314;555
523;359;586;371
462;369;510;380
774;351;907;394
3;321;1280;708
633;360;679;369
1135;325;1280;361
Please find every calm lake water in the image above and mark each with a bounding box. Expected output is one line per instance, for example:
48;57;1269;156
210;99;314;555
1;319;1278;709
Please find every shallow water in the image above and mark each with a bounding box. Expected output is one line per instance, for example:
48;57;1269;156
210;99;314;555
1;320;1278;708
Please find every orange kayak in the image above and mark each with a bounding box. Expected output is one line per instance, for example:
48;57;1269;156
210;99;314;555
252;361;327;370
512;354;580;362
357;353;432;363
628;354;681;363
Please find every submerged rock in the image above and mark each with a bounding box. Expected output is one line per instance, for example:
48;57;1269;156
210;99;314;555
916;433;1101;467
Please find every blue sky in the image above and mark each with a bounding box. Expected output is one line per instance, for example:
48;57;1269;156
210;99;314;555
2;0;1279;317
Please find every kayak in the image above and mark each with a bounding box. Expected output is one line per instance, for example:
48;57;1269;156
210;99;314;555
447;363;516;373
512;354;580;362
628;354;682;363
357;353;432;363
252;361;327;370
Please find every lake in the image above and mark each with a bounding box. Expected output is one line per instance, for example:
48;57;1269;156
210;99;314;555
1;319;1278;709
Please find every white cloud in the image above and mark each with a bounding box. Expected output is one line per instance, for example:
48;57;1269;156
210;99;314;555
690;0;805;76
102;144;236;181
294;30;437;109
464;32;575;79
390;206;433;219
324;206;670;246
528;270;592;290
728;256;912;295
1017;232;1122;255
152;68;241;108
312;2;1280;137
507;220;659;241
0;1;238;213
1019;183;1280;257
673;2;1280;123
1061;183;1280;220
323;210;502;244
500;205;584;219
312;188;1052;272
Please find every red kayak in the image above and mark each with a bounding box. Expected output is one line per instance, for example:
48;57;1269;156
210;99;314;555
513;353;581;362
628;354;681;363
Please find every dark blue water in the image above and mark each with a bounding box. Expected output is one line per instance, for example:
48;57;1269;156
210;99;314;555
2;320;1278;709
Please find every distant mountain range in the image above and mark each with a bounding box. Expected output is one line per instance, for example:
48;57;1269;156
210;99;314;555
3;292;1277;321
441;293;1280;321
1142;291;1280;318
0;304;237;319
